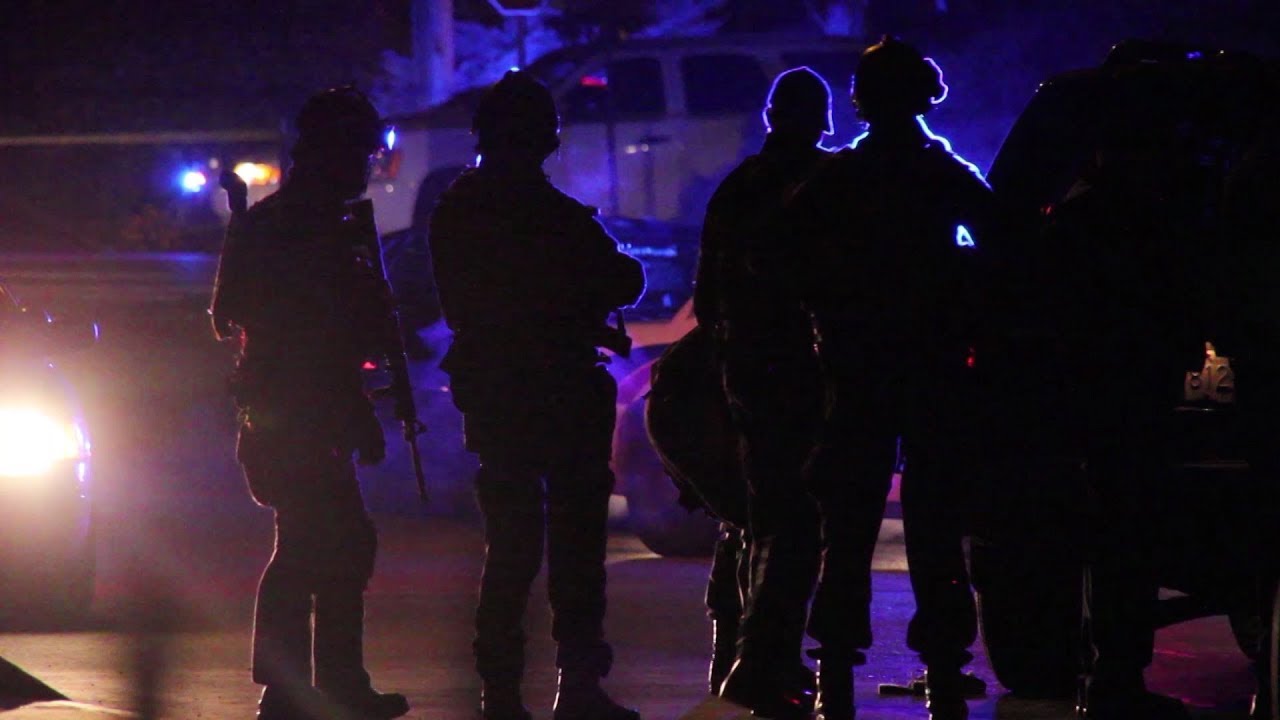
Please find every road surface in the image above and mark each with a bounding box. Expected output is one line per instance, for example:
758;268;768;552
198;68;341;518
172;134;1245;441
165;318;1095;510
0;252;1264;719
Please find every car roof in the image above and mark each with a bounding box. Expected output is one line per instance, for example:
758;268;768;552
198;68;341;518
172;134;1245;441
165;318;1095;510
988;43;1279;216
389;33;866;129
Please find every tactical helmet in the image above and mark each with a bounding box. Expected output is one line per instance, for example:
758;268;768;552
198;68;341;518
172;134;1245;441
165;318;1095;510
294;86;385;155
472;70;560;157
765;66;834;136
853;37;948;121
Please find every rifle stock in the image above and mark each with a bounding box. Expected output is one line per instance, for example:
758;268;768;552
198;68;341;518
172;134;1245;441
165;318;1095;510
219;169;249;216
347;199;429;505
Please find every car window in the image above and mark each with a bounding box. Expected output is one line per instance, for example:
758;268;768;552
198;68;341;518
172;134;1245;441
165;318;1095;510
681;54;771;116
561;57;666;123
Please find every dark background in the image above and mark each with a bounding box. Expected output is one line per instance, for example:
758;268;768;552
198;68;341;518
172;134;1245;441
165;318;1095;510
1;0;1277;251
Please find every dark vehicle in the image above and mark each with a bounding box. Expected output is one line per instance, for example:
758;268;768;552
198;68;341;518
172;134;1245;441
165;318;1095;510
0;282;97;620
971;40;1280;699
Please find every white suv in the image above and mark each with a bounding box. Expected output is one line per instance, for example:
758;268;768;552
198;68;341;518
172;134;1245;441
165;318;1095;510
368;33;867;234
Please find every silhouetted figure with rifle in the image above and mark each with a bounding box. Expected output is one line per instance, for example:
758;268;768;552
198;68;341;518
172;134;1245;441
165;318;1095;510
692;66;832;719
210;86;411;720
429;70;645;720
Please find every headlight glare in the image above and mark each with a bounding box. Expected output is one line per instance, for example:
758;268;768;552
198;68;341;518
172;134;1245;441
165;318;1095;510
0;408;81;477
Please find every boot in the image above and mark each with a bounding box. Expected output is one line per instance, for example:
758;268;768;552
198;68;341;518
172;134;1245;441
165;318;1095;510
786;663;817;712
719;657;811;720
321;684;409;720
257;685;324;720
813;658;855;720
1250;662;1273;720
313;590;409;720
924;669;970;720
481;680;533;720
925;669;986;698
553;670;641;720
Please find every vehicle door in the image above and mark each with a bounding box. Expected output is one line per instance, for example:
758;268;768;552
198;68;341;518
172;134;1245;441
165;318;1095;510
551;55;675;220
668;52;773;224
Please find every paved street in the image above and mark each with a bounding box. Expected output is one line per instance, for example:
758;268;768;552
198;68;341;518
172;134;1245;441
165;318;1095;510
0;254;1265;718
0;513;1264;719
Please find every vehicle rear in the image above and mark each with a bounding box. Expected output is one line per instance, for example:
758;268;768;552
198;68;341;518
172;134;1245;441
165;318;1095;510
973;40;1280;697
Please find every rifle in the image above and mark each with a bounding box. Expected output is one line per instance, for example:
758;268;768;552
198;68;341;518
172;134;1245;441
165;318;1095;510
220;168;249;216
346;199;429;504
210;169;250;343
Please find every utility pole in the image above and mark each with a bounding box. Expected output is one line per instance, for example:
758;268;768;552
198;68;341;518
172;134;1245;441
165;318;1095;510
412;0;456;105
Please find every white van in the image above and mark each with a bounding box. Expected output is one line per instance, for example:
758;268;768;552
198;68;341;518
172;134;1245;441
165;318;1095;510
368;33;867;234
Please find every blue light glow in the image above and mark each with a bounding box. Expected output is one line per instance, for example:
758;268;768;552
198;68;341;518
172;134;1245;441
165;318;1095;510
762;66;834;137
955;225;975;247
179;169;207;193
848;117;988;185
385;128;397;151
924;57;949;105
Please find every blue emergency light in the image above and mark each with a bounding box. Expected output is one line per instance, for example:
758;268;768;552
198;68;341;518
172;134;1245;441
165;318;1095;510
179;169;207;194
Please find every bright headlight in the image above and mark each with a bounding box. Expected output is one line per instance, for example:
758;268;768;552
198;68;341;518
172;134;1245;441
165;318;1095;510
0;408;82;477
233;162;281;187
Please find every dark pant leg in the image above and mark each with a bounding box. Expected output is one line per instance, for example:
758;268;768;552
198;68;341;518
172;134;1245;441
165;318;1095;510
474;464;546;685
250;451;374;690
1082;552;1157;691
545;461;616;675
311;481;379;692
252;543;314;688
730;357;824;670
901;436;977;672
538;365;620;676
314;588;371;693
1081;438;1162;692
806;420;895;657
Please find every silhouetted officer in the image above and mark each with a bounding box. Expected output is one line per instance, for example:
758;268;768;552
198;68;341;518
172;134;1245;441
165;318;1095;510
210;87;409;720
787;37;997;720
428;70;645;720
695;67;831;718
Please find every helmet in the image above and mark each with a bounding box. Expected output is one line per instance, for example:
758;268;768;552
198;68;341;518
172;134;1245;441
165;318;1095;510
472;70;560;157
765;66;834;136
294;86;385;155
853;37;948;122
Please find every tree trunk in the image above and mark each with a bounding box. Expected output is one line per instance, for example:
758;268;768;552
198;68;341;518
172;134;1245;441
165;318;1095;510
412;0;455;105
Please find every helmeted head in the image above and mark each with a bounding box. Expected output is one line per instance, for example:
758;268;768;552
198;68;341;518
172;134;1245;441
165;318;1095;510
853;37;948;123
473;70;561;163
764;66;834;139
290;86;386;199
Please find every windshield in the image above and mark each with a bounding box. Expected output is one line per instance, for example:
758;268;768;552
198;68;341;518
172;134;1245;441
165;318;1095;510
526;45;595;89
